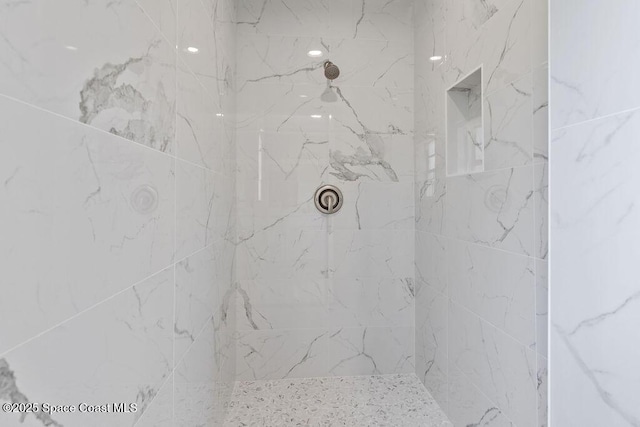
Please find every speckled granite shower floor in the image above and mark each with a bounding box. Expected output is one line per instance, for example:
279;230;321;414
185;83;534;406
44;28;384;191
224;374;452;426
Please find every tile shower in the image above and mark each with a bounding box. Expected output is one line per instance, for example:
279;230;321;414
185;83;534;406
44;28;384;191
413;0;548;425
0;0;238;425
0;0;553;426
234;0;415;381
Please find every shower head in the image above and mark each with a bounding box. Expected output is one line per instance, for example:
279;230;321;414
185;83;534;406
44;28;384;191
324;61;340;80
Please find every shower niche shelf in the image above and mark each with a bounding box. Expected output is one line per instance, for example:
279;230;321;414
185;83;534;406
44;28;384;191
446;67;484;176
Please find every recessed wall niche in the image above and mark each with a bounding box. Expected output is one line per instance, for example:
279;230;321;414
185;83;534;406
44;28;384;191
446;67;484;176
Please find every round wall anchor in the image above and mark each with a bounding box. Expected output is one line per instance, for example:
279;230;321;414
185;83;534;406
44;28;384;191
314;185;343;214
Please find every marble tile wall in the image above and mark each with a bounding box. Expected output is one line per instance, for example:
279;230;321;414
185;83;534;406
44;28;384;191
0;0;237;425
234;0;416;381
550;1;640;425
413;0;548;425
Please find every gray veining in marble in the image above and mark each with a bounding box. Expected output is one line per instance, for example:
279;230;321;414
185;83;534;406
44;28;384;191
0;359;62;427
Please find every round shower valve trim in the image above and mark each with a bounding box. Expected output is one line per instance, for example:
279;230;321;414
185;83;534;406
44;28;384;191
314;185;343;215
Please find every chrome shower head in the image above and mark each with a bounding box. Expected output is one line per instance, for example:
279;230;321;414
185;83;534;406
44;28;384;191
324;61;340;80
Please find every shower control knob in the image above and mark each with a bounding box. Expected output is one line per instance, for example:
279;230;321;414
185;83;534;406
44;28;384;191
314;185;343;215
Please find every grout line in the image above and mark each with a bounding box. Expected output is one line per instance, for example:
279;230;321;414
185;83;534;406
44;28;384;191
172;5;179;423
133;312;215;425
0;236;217;360
416;229;546;261
134;0;176;49
132;364;174;426
444;160;540;177
449;297;538;364
0;265;174;359
551;104;640;132
0;94;229;178
449;364;519;426
417;276;538;358
172;27;179;418
173;313;216;369
0;93;176;160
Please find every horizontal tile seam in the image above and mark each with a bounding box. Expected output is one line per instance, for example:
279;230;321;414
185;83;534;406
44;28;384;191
415;230;538;259
0;263;176;359
550;104;640;132
449;298;538;363
449;364;519;426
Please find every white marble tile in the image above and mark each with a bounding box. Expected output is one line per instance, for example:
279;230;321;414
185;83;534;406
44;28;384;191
236;35;413;89
535;260;548;359
415;281;448;412
330;85;413;136
233;0;414;385
448;366;514;427
237;82;412;136
551;110;640;426
534;161;548;259
415;139;447;234
551;0;640;129
537;355;548;427
329;0;414;42
447;0;513;32
216;288;237;390
446;0;531;95
236;0;332;37
235;168;323;219
205;0;238;25
415;232;447;294
332;181;414;230
328;327;414;376
447;239;536;348
329;132;414;183
449;301;537;427
531;0;548;68
484;74;533;170
135;374;174;427
414;25;446;138
0;95;175;355
176;62;226;173
175;318;230;427
328;277;414;329
236;130;330;183
415;0;546;423
330;229;414;280
445;166;534;256
176;160;232;259
237;0;413;42
235;191;325;243
236;82;331;133
235;278;328;331
178;0;230;96
532;65;549;163
226;374;452;426
0;268;173;427
413;8;447;234
235;329;329;381
136;0;178;45
236;226;328;282
551;327;635;427
0;0;176;153
174;245;219;361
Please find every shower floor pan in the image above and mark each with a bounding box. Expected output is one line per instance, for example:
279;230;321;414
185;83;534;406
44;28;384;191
224;374;451;426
